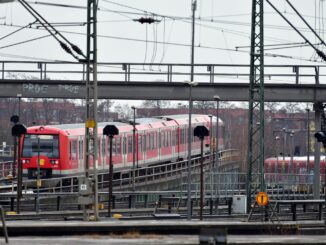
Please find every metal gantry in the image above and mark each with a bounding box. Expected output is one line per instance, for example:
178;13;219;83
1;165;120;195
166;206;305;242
246;0;265;212
84;0;99;221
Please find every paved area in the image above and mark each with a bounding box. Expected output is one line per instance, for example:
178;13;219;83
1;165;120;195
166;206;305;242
0;235;198;245
0;219;326;244
3;235;326;245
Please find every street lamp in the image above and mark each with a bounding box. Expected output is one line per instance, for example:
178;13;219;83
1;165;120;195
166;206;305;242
213;95;221;167
289;130;294;175
282;127;286;175
185;80;198;220
208;114;213;161
208;114;213;195
306;107;310;171
131;106;137;196
275;136;280;176
17;93;22;119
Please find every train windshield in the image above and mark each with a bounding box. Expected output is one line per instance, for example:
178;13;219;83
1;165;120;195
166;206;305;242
22;134;59;158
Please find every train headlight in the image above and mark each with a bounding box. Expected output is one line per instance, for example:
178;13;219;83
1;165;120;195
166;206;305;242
50;160;59;165
22;159;30;164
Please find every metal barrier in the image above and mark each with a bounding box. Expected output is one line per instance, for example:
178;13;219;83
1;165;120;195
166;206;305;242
1;61;325;84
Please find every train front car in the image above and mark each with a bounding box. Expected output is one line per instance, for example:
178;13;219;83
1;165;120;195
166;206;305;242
21;126;63;179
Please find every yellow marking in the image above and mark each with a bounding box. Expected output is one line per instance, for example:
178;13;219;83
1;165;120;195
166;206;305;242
113;213;122;219
256;191;269;206
40;159;45;166
37;179;42;187
86;119;96;128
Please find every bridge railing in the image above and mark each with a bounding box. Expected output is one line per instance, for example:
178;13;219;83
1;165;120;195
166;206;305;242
1;61;326;84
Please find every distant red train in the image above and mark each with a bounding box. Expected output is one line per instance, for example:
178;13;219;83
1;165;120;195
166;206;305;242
20;114;224;179
264;156;326;176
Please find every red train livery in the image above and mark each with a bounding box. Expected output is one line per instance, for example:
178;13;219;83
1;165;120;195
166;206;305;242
264;156;326;176
20;114;224;178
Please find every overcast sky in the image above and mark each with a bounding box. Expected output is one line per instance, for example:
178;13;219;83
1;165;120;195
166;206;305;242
0;1;325;108
0;0;324;65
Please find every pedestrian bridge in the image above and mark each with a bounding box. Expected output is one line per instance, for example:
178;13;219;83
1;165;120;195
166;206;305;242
0;61;325;102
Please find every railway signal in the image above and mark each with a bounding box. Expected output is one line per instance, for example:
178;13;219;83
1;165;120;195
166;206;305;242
11;119;27;214
103;125;119;217
194;125;209;221
314;131;326;148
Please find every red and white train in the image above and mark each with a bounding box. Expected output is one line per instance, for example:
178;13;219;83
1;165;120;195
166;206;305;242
20;114;224;179
264;156;326;176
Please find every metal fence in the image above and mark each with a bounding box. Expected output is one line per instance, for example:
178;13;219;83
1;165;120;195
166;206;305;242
1;61;326;85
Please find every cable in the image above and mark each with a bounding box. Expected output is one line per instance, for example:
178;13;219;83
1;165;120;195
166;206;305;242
0;34;51;50
266;0;326;61
236;41;308;50
285;0;326;47
0;21;36;41
0;22;324;64
143;15;148;70
19;0;85;60
158;17;167;68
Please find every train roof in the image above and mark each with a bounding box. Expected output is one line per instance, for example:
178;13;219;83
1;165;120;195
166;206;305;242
161;114;223;124
32;121;129;130
265;156;326;162
135;118;165;124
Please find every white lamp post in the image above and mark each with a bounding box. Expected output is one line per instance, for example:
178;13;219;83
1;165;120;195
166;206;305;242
185;80;198;220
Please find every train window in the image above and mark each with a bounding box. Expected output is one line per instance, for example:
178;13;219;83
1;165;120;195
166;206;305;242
152;133;155;150
158;132;162;148
79;140;83;159
116;137;121;155
123;137;127;155
128;136;132;153
143;135;146;152
22;134;59;158
147;134;151;150
168;131;171;147
102;138;106;157
160;132;164;148
70;140;77;160
138;135;142;152
112;138;116;156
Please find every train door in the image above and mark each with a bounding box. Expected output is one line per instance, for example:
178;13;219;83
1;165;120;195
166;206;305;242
158;130;162;161
137;131;145;166
78;136;84;172
122;134;128;167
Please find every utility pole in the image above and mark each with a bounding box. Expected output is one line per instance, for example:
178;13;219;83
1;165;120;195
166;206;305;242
187;0;197;221
246;0;265;213
83;0;99;221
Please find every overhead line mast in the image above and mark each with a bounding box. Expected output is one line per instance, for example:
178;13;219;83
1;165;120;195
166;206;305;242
246;0;265;212
83;0;99;221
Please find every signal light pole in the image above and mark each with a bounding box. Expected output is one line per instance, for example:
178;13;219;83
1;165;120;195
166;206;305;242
194;125;209;221
103;125;119;217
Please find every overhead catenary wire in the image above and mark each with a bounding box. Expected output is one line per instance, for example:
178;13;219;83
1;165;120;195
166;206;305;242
19;0;86;60
0;34;51;50
26;0;317;46
266;0;326;61
0;22;323;64
0;21;36;41
285;0;326;47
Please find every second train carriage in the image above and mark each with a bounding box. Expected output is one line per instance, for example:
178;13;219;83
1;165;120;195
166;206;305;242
264;156;326;188
20;114;224;179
